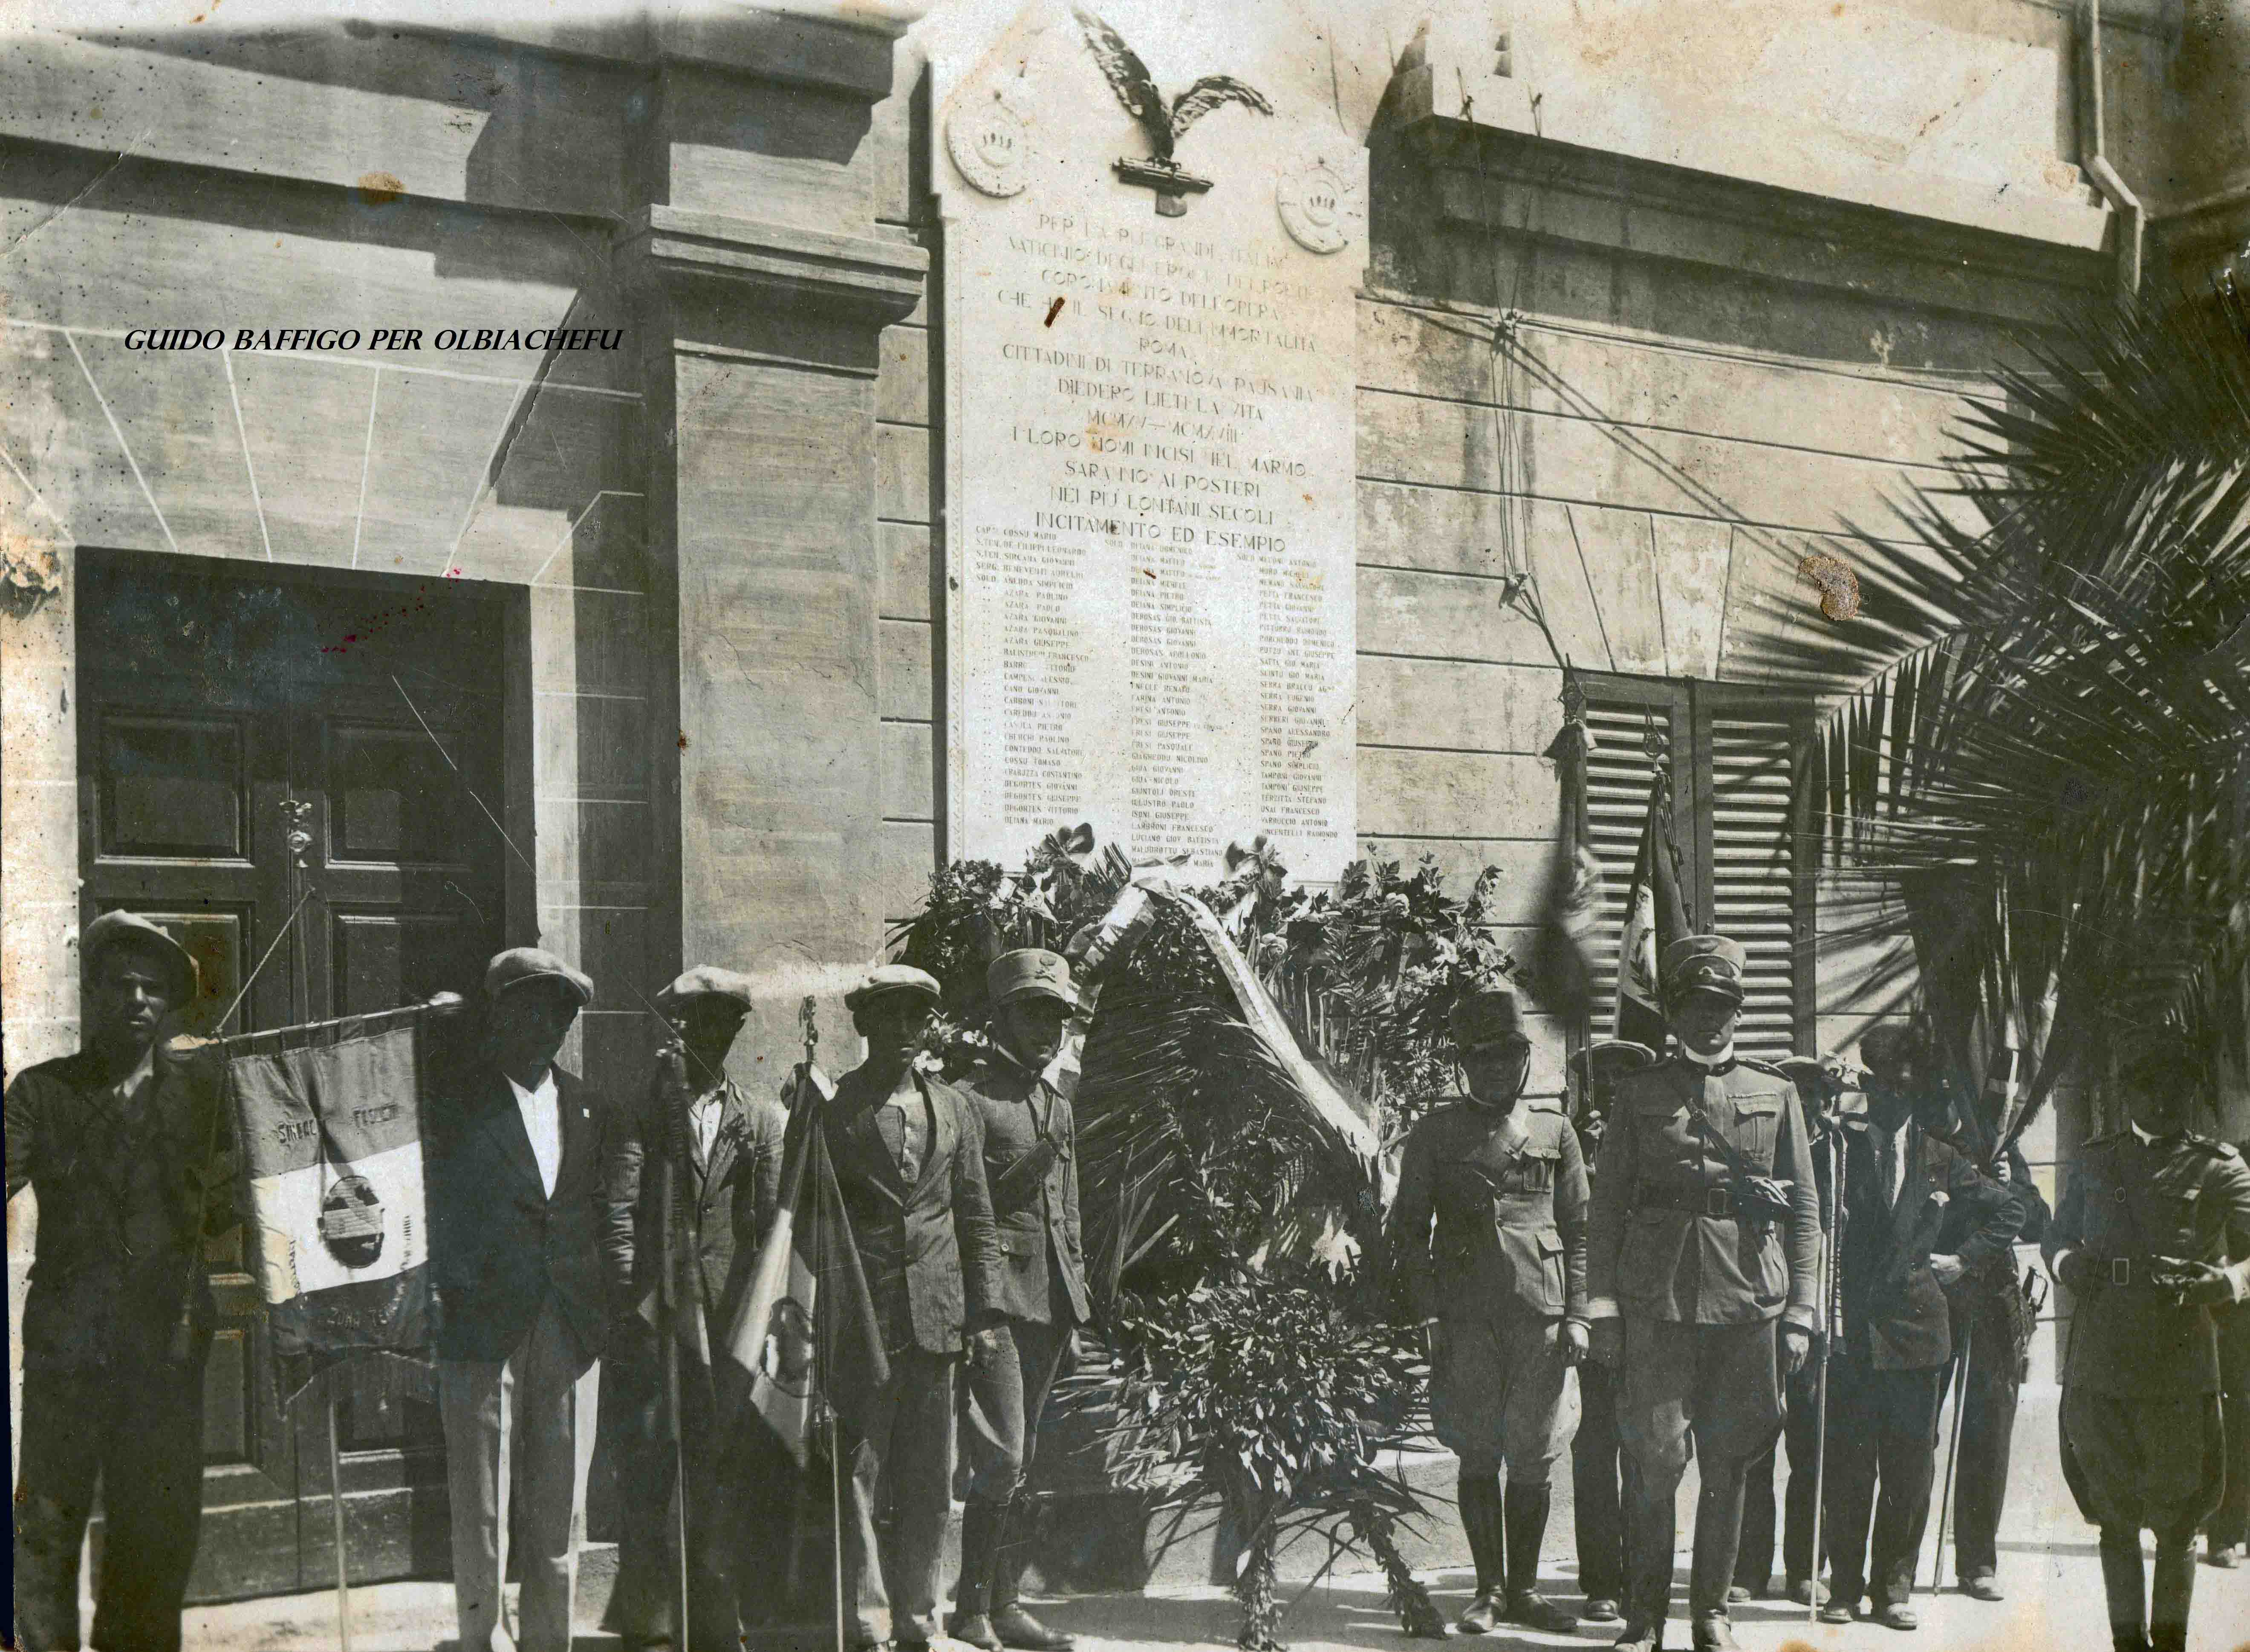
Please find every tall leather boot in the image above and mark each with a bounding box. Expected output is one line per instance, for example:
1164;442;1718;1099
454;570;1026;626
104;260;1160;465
1687;1458;1747;1651
2100;1526;2150;1652
1502;1482;1578;1631
1456;1473;1507;1633
990;1495;1076;1652
2148;1535;2194;1652
951;1500;1004;1651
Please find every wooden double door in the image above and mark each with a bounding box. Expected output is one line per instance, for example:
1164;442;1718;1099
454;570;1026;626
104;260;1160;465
75;549;512;1599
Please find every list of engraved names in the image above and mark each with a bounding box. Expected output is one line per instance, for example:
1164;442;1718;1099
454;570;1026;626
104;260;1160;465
951;203;1356;870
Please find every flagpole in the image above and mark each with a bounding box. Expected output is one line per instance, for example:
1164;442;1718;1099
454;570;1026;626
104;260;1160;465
328;1389;353;1652
804;996;846;1652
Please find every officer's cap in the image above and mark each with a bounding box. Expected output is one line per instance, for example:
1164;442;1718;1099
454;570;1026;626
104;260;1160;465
845;962;942;1013
483;946;594;1007
1663;934;1747;1003
1569;1039;1656;1090
1774;1054;1844;1103
1450;985;1528;1051
988;948;1076;1009
653;966;757;1015
2116;1038;2195;1091
82;910;199;1005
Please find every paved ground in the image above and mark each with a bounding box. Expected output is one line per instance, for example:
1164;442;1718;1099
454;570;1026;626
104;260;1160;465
171;1384;2250;1651
179;1539;2250;1652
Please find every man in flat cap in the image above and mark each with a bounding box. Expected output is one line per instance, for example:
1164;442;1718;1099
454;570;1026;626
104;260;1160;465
1389;985;1587;1634
603;968;789;1651
430;946;614;1652
10;912;233;1652
1586;933;1820;1652
823;964;1005;1651
2046;1040;2250;1652
1567;1039;1656;1626
950;950;1092;1652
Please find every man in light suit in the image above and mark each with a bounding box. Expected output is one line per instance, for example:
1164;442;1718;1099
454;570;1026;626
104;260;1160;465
430;947;614;1652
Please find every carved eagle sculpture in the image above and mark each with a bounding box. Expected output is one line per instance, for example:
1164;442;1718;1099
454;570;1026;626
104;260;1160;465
1071;4;1274;165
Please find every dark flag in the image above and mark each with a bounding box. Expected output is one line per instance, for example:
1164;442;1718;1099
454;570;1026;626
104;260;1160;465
1615;774;1689;1050
1523;675;1603;1025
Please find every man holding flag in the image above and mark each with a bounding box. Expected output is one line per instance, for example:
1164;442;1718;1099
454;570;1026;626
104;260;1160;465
742;964;1003;1651
602;967;788;1652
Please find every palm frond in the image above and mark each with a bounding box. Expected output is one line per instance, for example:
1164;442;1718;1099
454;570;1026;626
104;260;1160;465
1745;271;2250;1110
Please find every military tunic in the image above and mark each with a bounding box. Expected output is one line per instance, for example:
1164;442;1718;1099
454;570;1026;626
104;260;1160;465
1389;1095;1588;1476
1586;1050;1820;1635
2046;1126;2250;1539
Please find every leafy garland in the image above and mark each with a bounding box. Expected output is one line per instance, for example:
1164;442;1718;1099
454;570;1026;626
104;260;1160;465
889;829;1528;1646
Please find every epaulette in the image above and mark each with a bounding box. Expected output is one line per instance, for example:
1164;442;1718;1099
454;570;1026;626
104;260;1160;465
2183;1133;2241;1161
1736;1056;1790;1078
1526;1096;1566;1115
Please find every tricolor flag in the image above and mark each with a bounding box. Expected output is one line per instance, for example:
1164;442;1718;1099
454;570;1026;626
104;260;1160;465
1615;776;1690;1051
225;1007;439;1397
722;1063;889;1460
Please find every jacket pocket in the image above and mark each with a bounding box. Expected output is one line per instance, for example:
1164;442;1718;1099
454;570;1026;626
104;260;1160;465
1535;1225;1567;1313
1730;1094;1783;1167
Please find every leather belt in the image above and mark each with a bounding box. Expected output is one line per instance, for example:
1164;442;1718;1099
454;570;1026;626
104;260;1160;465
1634;1183;1736;1218
2096;1255;2178;1289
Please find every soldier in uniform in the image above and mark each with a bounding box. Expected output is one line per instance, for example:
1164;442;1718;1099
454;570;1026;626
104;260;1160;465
2046;1042;2250;1652
950;949;1091;1652
823;964;1005;1651
1389;985;1587;1635
2204;1137;2250;1567
9;913;233;1652
1568;1039;1657;1626
1586;934;1820;1652
602;967;789;1651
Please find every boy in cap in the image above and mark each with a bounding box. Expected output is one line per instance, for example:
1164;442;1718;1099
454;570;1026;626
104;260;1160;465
2046;1042;2250;1652
1388;984;1587;1635
603;967;789;1650
823;964;1005;1651
950;950;1093;1652
10;913;232;1652
430;946;613;1652
1585;933;1820;1652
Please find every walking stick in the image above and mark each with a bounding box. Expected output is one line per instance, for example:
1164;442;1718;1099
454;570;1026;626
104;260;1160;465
1929;1323;1973;1591
1806;1120;1844;1626
650;1034;693;1652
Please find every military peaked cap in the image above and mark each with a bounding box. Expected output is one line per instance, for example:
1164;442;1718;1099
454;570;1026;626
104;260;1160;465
1450;984;1528;1051
988;948;1077;1008
1569;1038;1657;1090
1663;933;1746;1002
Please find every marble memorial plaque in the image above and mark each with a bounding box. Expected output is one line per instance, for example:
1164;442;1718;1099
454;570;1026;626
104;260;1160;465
934;0;1364;878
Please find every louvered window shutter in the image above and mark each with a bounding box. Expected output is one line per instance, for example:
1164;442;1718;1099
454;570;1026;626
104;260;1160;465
1573;676;1814;1057
1705;707;1805;1060
1582;689;1685;1039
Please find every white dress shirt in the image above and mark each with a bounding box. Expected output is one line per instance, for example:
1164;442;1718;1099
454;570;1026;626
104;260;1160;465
688;1088;724;1165
507;1069;563;1198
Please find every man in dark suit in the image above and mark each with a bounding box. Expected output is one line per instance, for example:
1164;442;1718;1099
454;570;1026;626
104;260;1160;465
9;913;232;1652
602;967;788;1651
430;946;613;1652
1817;1029;2023;1632
1567;1040;1655;1626
823;964;1005;1650
2206;1138;2250;1568
951;950;1092;1652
